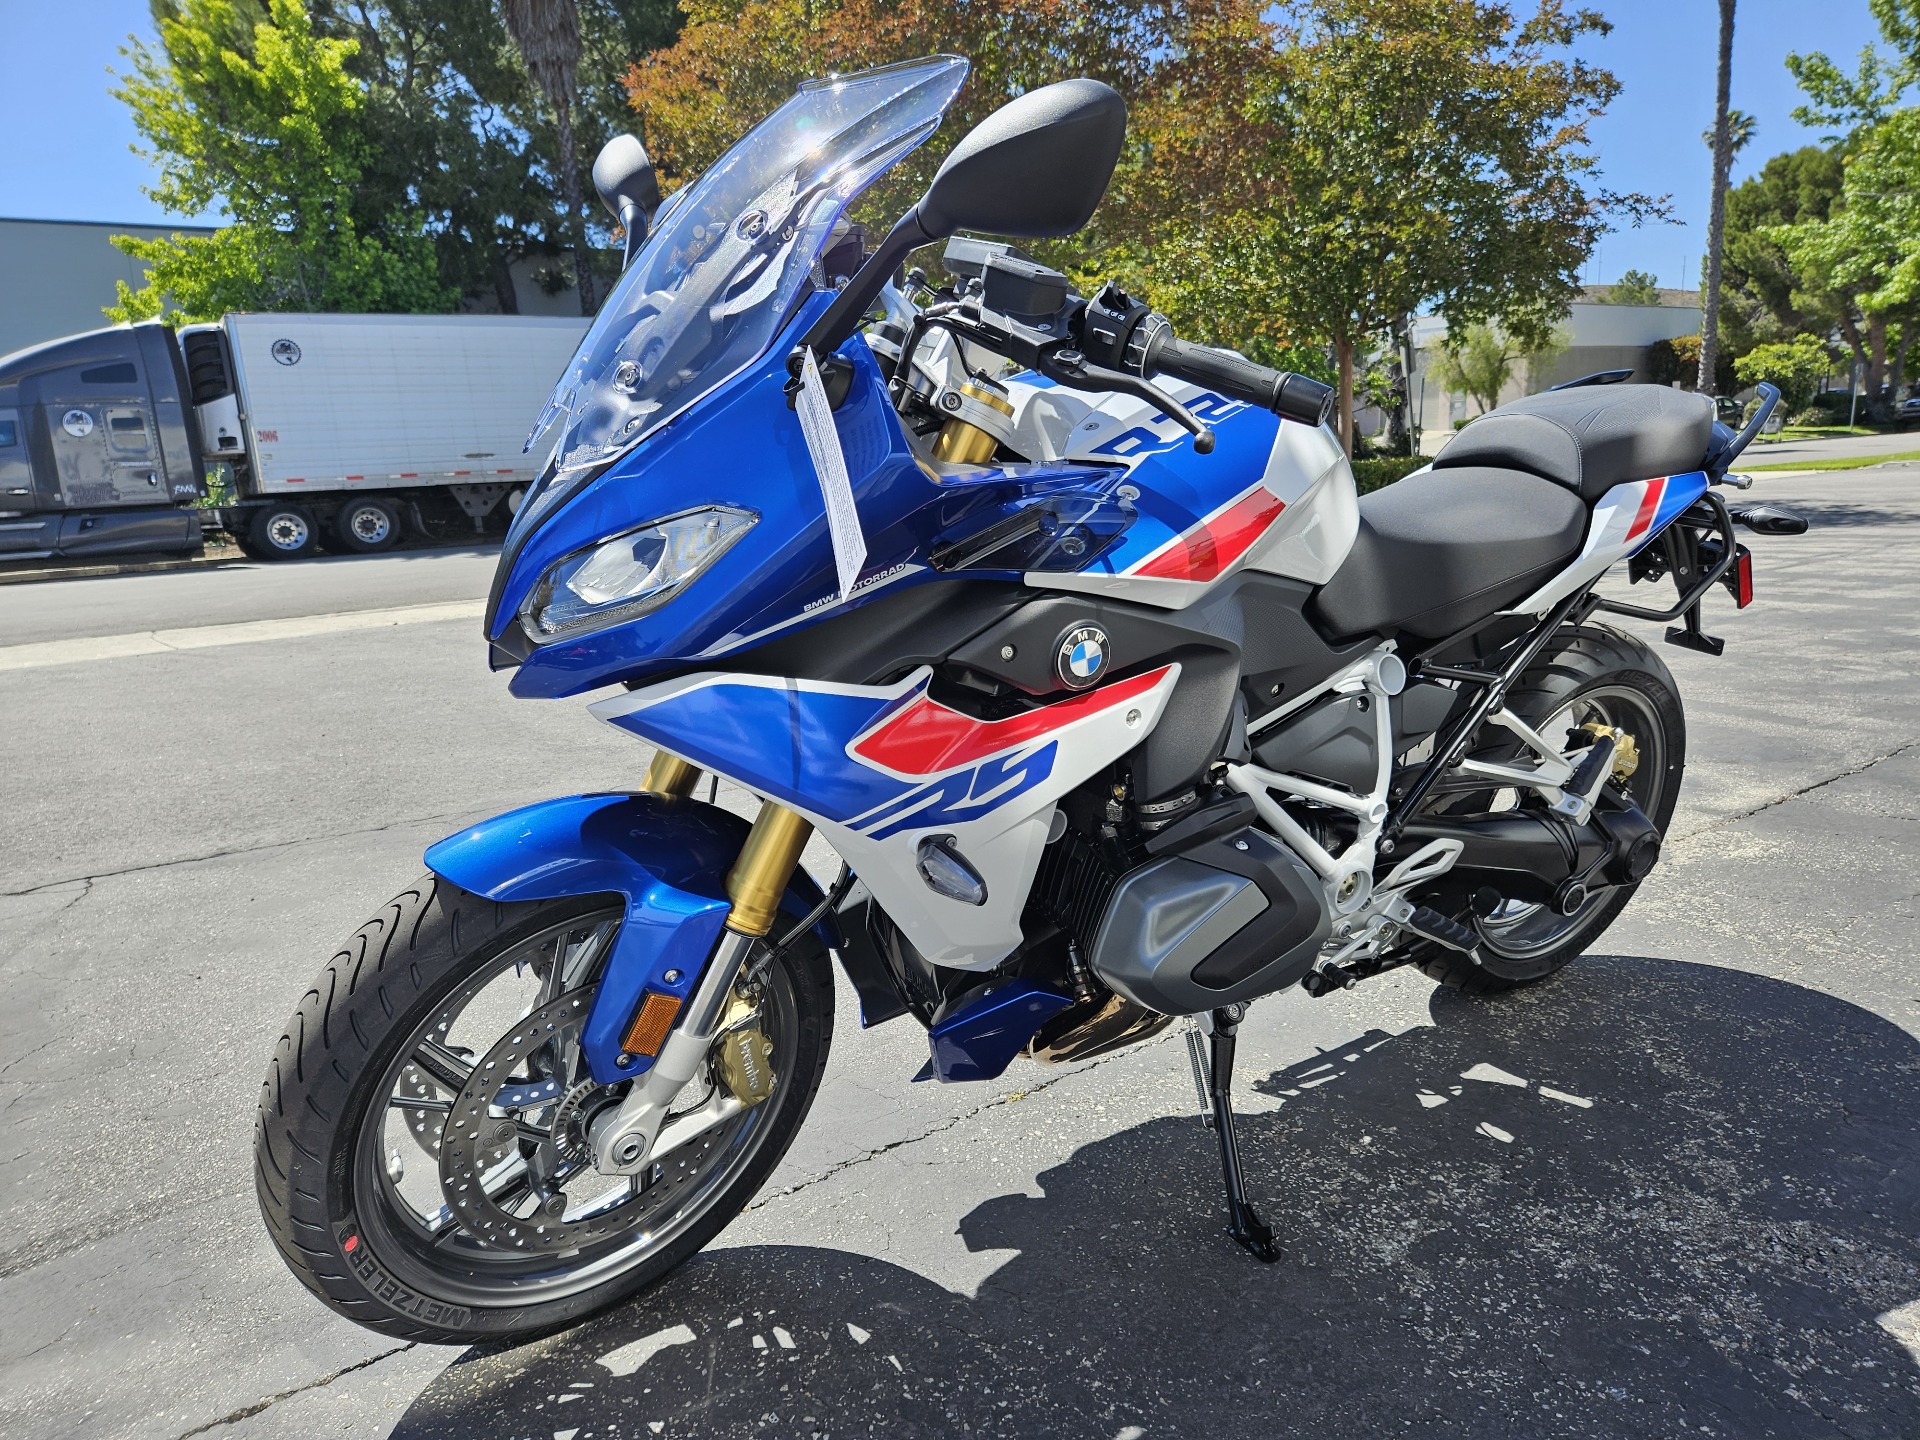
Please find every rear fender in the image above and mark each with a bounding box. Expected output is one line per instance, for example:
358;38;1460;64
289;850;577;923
423;793;831;1083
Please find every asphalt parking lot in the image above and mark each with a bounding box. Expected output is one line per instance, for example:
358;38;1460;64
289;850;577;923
1;469;1917;1439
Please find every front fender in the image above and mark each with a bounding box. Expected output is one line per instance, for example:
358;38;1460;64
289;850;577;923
424;793;830;1083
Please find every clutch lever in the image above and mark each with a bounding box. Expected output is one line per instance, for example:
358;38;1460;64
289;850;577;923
1039;348;1217;454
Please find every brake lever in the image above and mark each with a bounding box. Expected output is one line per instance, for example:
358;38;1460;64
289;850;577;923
1039;348;1216;454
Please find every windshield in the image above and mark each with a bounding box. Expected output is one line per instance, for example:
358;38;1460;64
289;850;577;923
527;55;969;477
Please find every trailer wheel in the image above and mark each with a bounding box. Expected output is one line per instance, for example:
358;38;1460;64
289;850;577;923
249;503;319;559
333;497;403;554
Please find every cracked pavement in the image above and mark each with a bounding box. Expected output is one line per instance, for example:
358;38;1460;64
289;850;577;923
1;471;1917;1438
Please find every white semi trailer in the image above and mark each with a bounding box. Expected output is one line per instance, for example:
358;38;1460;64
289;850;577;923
0;311;587;561
189;312;588;557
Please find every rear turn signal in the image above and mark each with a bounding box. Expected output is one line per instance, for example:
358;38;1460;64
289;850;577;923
621;990;683;1058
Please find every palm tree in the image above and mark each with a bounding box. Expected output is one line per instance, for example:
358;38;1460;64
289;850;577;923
1698;0;1737;394
1702;108;1757;160
502;0;596;315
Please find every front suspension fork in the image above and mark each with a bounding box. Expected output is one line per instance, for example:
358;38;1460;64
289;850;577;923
590;761;814;1174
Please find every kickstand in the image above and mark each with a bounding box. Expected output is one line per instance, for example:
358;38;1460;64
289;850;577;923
1203;1007;1279;1263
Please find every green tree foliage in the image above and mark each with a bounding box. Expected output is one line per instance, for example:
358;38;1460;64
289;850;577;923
1115;0;1656;452
1735;335;1838;411
1425;321;1569;415
310;0;678;313
1600;270;1661;305
108;0;451;322
1645;333;1734;395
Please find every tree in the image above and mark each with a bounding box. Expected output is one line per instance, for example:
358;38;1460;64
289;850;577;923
1116;0;1658;452
1600;270;1661;305
621;0;1190;236
1646;333;1734;394
303;1;678;314
1425;321;1569;415
1699;0;1737;395
502;0;597;314
1735;335;1837;411
1702;108;1757;159
108;0;450;321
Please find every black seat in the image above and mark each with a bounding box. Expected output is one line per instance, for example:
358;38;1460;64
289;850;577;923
1308;465;1587;642
1431;384;1713;501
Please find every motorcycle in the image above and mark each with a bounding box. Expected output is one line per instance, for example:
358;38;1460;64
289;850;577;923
254;55;1804;1342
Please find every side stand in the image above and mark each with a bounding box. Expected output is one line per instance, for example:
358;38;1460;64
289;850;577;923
1201;1007;1278;1263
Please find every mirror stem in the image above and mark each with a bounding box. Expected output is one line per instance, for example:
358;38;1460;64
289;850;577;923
798;206;938;359
619;204;648;269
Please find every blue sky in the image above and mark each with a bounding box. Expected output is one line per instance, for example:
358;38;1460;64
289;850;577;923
0;0;1890;289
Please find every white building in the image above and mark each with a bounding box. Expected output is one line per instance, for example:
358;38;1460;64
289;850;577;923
1405;300;1702;452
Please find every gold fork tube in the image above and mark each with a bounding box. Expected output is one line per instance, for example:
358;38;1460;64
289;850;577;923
642;751;702;798
725;803;814;937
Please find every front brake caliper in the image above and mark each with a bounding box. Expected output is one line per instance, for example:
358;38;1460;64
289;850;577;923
712;991;776;1107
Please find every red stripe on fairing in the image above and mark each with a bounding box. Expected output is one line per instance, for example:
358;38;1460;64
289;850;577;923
1131;487;1286;582
1625;477;1667;542
852;666;1173;776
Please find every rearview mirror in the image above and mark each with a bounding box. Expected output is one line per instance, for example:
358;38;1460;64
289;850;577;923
798;77;1127;359
916;78;1126;239
592;135;662;265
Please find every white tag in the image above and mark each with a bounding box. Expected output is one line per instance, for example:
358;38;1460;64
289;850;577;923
794;348;866;602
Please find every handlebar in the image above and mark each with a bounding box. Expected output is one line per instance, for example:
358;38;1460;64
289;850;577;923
1140;330;1337;428
1069;285;1336;430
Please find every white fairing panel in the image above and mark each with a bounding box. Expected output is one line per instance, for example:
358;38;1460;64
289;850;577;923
592;663;1184;970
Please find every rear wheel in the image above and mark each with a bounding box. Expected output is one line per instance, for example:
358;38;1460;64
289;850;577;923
254;876;833;1343
1414;624;1686;993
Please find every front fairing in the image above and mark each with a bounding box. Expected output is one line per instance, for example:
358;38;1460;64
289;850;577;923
495;301;1132;698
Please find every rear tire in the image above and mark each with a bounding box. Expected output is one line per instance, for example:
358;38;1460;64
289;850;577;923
254;875;834;1344
1415;623;1686;994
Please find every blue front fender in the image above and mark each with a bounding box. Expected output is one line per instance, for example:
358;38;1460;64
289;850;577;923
424;793;831;1083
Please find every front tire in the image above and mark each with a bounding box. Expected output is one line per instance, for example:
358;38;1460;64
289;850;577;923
1415;623;1686;994
254;875;833;1344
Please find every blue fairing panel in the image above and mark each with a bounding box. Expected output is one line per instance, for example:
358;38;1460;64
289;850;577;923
423;793;829;1083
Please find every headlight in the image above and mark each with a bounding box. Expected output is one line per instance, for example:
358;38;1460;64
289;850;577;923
519;506;756;642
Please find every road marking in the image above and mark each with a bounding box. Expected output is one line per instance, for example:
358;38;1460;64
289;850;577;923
0;599;485;672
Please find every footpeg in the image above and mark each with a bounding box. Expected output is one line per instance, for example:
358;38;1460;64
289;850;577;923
1405;904;1480;958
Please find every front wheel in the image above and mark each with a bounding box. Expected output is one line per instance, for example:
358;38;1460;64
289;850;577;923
254;876;833;1344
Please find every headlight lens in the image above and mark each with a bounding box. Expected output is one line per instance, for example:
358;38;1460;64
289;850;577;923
519;505;756;642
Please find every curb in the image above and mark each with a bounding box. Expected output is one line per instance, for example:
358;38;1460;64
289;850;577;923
0;554;246;587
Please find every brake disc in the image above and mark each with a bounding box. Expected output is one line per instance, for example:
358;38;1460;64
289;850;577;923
437;987;744;1255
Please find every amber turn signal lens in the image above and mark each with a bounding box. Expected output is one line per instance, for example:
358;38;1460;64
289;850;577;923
621;991;683;1057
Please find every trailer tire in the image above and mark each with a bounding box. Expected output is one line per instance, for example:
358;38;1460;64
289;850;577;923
332;497;403;554
249;503;319;559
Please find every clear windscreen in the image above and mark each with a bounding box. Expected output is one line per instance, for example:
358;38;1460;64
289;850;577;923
525;55;969;479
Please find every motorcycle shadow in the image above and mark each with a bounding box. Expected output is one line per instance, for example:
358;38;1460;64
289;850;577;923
392;956;1920;1439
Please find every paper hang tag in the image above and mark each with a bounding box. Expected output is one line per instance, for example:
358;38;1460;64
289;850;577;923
793;348;867;603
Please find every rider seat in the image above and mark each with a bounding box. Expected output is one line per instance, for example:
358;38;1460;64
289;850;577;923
1428;384;1714;501
1307;465;1588;642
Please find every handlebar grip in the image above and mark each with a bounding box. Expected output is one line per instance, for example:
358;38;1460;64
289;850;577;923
1148;334;1335;428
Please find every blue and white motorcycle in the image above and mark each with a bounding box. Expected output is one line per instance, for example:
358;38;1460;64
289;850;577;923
255;56;1799;1342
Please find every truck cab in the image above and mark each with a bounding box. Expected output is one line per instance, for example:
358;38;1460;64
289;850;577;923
0;322;205;559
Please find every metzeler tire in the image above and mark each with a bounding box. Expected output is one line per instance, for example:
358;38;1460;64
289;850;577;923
253;875;834;1344
1415;623;1687;995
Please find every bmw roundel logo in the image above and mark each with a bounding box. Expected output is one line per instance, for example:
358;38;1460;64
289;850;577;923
1056;624;1108;690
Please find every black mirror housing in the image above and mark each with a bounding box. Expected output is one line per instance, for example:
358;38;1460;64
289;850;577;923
916;78;1126;239
592;135;661;263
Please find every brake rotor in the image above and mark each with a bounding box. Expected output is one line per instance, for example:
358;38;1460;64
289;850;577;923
437;987;746;1254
